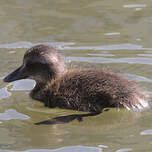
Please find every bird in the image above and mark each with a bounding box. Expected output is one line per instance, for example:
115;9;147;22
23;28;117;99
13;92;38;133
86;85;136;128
3;45;149;124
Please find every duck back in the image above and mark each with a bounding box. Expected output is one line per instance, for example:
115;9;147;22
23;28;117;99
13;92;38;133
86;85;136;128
39;69;148;112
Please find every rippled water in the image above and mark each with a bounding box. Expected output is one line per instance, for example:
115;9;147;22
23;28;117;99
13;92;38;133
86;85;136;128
0;0;152;152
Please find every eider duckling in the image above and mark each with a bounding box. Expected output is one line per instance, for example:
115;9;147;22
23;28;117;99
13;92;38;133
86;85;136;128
4;45;149;113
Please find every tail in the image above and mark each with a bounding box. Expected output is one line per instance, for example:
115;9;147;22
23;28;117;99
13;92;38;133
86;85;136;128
35;111;105;125
131;97;149;112
123;93;150;112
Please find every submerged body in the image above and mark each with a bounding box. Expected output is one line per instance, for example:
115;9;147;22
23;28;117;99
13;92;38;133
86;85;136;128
4;45;149;113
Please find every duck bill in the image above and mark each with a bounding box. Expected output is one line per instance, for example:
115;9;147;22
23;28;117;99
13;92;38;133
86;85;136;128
3;66;28;82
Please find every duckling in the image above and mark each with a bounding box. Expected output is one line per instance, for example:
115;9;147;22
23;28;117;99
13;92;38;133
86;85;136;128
3;45;149;116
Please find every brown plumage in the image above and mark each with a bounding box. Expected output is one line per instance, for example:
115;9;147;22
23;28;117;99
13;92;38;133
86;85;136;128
4;45;149;114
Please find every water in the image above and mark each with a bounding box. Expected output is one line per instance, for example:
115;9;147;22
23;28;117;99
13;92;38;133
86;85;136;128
0;0;152;151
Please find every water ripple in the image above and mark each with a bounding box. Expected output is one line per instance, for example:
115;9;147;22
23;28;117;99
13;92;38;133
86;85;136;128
0;41;75;49
0;42;152;51
138;54;152;57
115;148;132;152
67;57;152;65
123;4;146;8
0;87;11;100
63;43;143;51
0;109;30;120
123;74;152;82
104;32;120;36
140;129;152;135
9;79;35;91
0;146;102;152
88;53;114;57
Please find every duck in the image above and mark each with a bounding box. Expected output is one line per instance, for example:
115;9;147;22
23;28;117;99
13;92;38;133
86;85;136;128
3;45;149;124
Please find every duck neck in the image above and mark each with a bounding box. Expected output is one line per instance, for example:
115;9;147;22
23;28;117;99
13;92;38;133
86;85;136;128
30;68;67;102
30;75;59;102
30;81;48;102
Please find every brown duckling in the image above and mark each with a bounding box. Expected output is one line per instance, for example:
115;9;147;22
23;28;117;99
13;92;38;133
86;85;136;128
4;45;149;114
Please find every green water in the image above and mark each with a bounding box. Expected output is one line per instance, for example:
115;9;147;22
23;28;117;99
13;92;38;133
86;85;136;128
0;0;152;152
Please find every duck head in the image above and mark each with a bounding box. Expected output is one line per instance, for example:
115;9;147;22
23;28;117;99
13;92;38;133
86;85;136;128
3;45;67;84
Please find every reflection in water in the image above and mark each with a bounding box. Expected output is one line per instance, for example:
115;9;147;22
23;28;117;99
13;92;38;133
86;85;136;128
35;112;101;125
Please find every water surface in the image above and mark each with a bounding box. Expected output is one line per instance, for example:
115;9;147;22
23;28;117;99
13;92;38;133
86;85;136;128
0;0;152;152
